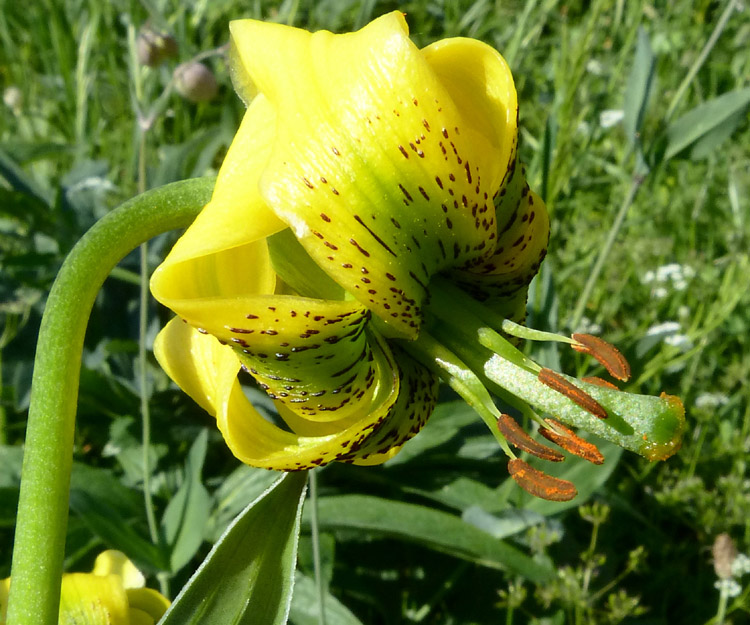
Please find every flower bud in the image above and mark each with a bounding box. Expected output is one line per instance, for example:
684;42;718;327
712;533;738;580
137;26;178;67
174;61;218;103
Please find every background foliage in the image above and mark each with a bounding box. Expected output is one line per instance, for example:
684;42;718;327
1;0;749;623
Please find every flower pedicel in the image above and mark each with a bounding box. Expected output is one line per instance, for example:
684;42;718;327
150;12;684;501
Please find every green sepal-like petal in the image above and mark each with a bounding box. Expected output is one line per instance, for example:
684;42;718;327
154;318;438;470
228;13;520;338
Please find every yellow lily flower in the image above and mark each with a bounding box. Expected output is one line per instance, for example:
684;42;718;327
0;551;169;625
151;12;684;499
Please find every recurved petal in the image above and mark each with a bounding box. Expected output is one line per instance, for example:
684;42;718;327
451;165;550;324
421;36;517;193
150;95;284;313
91;550;144;589
154;317;437;469
228;12;517;338
340;344;438;465
154;318;234;417
126;588;170;623
58;574;129;625
156;288;382;422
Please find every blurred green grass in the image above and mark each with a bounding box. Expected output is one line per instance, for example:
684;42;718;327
1;0;749;623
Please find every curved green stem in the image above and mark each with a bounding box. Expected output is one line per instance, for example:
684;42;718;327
6;177;215;625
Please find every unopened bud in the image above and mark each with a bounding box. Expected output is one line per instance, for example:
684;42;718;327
712;533;738;580
137;26;178;67
3;86;23;115
174;61;218;103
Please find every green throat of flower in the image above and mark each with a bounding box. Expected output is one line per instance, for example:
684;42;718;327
262;231;685;502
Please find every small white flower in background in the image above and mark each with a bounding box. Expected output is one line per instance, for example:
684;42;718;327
642;321;692;354
575;316;602;336
3;86;22;115
67;177;117;194
586;59;603;75
599;109;624;128
645;321;682;337
695;393;729;410
714;578;742;598
664;333;693;352
732;553;750;577
642;263;695;298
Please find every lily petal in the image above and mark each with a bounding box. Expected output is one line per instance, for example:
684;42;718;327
452;167;550;323
228;12;517;338
125;588;170;623
150;95;283;313
91;550;144;590
154;317;438;469
58;574;129;625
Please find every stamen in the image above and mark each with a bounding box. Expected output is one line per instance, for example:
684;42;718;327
507;458;577;501
538;368;608;419
539;418;605;465
497;414;564;462
571;333;631;382
581;376;619;390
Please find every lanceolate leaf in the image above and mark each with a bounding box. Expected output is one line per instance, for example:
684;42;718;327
159;471;307;625
289;573;364;625
160;429;211;573
68;490;168;573
623;27;655;149
663;87;750;161
305;495;553;583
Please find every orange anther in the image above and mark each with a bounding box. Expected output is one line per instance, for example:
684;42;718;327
581;376;619;390
507;458;578;501
571;333;631;381
538;418;605;465
497;414;564;462
538;368;608;420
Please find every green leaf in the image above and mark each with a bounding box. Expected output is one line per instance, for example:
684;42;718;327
461;506;546;540
68;489;168;573
664;88;750;161
207;464;280;542
0;147;53;206
288;572;363;625
159;471;308;625
414;476;506;513
307;495;553;583
0;487;20;528
160;429;212;573
623;27;655;148
0;445;162;567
